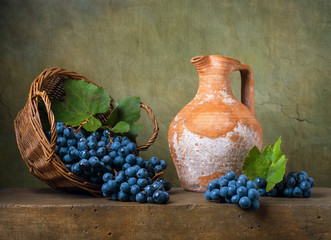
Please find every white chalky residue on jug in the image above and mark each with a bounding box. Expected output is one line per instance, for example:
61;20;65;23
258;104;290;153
172;121;260;192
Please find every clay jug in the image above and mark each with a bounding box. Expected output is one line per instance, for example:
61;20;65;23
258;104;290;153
168;55;263;192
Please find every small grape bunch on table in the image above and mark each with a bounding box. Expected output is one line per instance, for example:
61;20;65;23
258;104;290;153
204;171;261;210
258;171;315;198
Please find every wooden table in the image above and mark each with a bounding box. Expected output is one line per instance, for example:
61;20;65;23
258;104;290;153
0;188;330;240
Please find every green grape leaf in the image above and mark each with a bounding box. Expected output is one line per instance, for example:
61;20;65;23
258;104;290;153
105;103;119;127
242;137;287;192
126;124;144;140
117;96;141;124
52;79;112;131
111;121;130;133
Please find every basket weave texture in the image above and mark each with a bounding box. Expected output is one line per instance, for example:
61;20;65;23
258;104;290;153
14;68;159;196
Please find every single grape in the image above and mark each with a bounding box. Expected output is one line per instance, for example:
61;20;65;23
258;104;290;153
118;147;129;157
136;157;144;167
237;186;248;197
236;179;246;187
115;174;126;184
57;137;67;147
59;147;69;157
160;160;167;170
283;187;293;197
204;190;211;200
250;200;260;210
246;180;257;190
117;191;129;202
154;165;163;173
122;163;131;171
79;150;89;159
114;156;125;166
145;185;155;197
284;176;296;187
219;179;228;187
137;179;148;188
297;175;308;183
303;188;312;198
89;150;97;157
111;142;121;151
67;138;77;147
293;186;303;197
225;171;236;181
208;179;219;191
102;172;113;183
149;157;160;166
56;125;64;135
136;192;147;203
255;177;266;188
300;181;311;191
231;195;240;204
125;167;137;178
89;157;100;167
126;142;137;153
227;185;237;196
63;128;74;139
307;177;315;188
125;154;136;165
220;187;228;198
137;168;148;179
298;171;308;177
109;151;117;159
238;174;248;182
247;189;260;201
77;141;88;151
78;159;89;170
96;147;107;158
101;155;112;165
239;196;251;209
63;154;73;163
210;189;221;200
130;185;141;195
153;190;168;204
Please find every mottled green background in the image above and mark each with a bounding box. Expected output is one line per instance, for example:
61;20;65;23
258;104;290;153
0;0;330;189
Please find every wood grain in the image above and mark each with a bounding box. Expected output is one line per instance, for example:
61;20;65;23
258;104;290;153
0;188;330;240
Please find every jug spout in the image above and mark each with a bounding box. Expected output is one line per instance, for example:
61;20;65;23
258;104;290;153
191;55;242;73
190;56;209;71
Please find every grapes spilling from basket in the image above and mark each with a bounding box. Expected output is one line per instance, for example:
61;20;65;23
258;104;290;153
45;121;172;204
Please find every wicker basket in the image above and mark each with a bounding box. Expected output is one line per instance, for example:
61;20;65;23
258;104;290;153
14;68;159;196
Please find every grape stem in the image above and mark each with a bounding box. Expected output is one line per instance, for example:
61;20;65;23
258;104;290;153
152;171;163;181
74;118;90;133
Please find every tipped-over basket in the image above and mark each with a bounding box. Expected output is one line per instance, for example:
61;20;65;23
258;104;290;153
14;68;159;196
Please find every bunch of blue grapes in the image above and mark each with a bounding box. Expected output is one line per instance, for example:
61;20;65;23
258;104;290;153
45;122;171;203
257;171;315;198
204;171;261;210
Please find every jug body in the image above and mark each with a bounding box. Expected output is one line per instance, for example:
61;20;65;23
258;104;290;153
168;55;263;192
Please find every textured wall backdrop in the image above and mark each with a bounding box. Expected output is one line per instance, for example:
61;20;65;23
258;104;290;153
0;0;330;188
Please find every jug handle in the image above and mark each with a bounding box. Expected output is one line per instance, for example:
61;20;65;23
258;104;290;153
237;64;255;115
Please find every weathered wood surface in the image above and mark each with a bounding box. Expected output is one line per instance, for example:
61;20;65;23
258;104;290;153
0;188;330;240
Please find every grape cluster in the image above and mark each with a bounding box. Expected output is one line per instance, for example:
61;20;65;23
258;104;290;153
204;171;261;210
257;171;315;198
46;122;171;203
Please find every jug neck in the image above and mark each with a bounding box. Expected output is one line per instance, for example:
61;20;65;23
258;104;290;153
191;55;241;98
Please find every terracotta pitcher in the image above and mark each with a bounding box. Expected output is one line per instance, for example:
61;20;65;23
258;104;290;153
168;55;263;192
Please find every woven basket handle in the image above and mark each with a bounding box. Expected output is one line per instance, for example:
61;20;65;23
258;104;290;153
137;103;159;151
31;90;57;161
